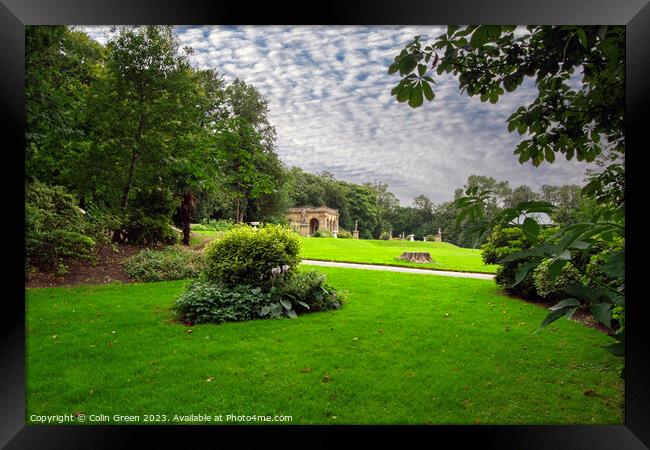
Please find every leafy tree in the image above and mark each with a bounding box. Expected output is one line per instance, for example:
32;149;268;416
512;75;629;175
387;25;624;366
388;25;624;166
506;185;538;208
25;26;104;187
216;117;276;223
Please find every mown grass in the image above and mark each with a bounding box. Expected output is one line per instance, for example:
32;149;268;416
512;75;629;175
300;237;498;273
25;266;622;424
190;230;497;273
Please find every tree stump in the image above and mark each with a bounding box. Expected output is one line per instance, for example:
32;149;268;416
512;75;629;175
399;252;432;263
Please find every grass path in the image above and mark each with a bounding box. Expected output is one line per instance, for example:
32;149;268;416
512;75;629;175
26;267;622;424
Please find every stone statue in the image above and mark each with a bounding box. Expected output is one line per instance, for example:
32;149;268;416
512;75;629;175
301;208;307;224
354;220;358;231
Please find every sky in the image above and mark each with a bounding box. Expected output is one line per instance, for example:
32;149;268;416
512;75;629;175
82;25;591;205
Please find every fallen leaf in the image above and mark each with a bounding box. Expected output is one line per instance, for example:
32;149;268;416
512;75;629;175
322;372;331;383
185;329;193;334
51;335;58;339
301;367;312;373
352;337;359;341
583;389;594;396
206;376;214;382
378;329;384;334
474;418;481;424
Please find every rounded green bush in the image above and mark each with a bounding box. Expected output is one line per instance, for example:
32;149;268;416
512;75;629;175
204;224;302;286
532;259;581;300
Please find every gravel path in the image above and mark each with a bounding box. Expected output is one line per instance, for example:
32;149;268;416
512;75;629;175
301;259;495;280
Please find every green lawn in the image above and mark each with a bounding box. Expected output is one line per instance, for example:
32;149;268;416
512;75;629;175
191;231;497;273
300;237;498;273
26;267;622;424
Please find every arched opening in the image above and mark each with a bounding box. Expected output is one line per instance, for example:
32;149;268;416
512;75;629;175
309;218;319;235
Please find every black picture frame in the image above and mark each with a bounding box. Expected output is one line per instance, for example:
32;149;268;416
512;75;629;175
2;1;648;448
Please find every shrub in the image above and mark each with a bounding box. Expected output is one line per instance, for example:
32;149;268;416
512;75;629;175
379;231;390;240
173;269;343;324
174;282;273;324
123;246;204;282
25;181;97;272
533;259;582;300
425;234;437;241
313;229;332;238
120;208;178;245
270;269;343;313
204;224;302;287
481;226;541;299
192;219;235;232
337;229;352;239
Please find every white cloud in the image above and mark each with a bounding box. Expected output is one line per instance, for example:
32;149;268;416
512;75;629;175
81;25;590;204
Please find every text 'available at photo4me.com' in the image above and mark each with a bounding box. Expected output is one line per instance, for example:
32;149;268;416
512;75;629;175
29;413;294;424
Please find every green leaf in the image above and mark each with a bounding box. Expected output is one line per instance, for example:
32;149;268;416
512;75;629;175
388;63;399;75
537;306;578;331
521;217;540;241
295;300;310;310
279;298;292;310
514;260;538;285
251;287;261;295
422;81;435;101
600;251;624;279
549;298;581;311
548;259;568;280
286;309;297;319
408;84;424;108
544;148;555;163
576;28;588;48
260;306;271;316
590;303;611;328
417;64;427;77
565;283;599;302
470;26;489;48
396;83;412;102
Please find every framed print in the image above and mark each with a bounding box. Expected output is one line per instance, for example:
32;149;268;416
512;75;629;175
2;0;648;448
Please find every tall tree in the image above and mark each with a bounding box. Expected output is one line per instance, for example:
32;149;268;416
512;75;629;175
216;117;275;223
25;26;104;188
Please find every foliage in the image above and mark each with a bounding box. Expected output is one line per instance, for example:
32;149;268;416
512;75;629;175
25;181;96;272
192;219;235;232
312;229;333;238
123;247;204;282
337;228;352;239
481;226;540;299
203;224;302;287
533;259;581;300
268;269;343;316
379;231;390;240
388;25;624;165
174;282;273;324
174;266;341;325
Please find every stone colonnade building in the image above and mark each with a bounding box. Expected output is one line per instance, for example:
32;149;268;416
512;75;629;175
286;207;339;237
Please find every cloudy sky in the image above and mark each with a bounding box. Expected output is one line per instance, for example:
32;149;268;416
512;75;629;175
84;25;590;205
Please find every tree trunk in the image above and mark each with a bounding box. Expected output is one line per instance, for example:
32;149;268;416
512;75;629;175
399;252;432;263
121;113;145;209
180;191;196;246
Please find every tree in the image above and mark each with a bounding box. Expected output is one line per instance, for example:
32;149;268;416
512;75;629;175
216;117;275;223
388;26;624;167
25;26;104;188
386;25;624;364
506;185;538;208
